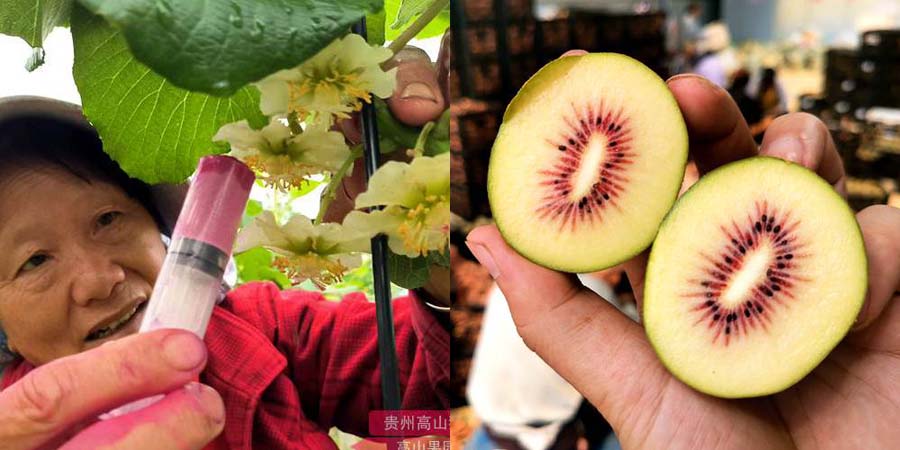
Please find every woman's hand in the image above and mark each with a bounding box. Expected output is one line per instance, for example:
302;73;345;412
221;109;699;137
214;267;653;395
466;65;900;448
0;330;224;450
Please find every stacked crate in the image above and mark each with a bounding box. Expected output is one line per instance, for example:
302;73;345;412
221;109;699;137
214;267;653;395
451;0;533;220
806;29;900;210
451;3;671;220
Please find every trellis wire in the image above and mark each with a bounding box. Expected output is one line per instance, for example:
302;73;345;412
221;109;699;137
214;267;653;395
353;19;403;411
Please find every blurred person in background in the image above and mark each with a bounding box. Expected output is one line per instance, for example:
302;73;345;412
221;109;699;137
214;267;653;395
692;22;738;88
756;67;788;117
667;2;704;74
728;69;766;140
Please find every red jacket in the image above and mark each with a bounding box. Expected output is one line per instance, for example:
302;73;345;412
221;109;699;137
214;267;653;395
1;282;450;449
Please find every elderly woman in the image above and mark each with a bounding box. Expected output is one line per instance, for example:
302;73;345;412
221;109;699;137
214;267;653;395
0;51;449;449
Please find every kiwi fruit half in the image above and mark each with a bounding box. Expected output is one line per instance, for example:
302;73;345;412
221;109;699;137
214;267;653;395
488;53;688;272
644;157;867;398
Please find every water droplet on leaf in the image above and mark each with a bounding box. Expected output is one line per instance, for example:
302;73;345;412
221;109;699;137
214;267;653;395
250;19;265;40
212;80;232;93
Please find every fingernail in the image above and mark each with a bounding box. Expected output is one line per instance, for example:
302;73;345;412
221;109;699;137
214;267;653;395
764;136;804;165
667;73;714;87
466;241;500;279
184;382;225;424
163;332;207;371
400;82;437;101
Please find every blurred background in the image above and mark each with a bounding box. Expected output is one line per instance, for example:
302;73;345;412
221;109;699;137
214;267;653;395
449;1;899;449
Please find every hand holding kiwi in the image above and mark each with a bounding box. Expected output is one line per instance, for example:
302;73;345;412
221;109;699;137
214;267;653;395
467;53;900;449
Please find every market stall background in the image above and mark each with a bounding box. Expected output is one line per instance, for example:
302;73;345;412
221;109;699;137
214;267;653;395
449;0;899;448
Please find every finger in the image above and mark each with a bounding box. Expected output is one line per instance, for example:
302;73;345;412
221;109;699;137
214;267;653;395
851;205;900;331
667;74;758;175
465;225;670;428
622;162;701;310
621;76;757;310
386;47;445;127
561;49;588;57
0;329;207;450
59;382;224;450
759;113;846;196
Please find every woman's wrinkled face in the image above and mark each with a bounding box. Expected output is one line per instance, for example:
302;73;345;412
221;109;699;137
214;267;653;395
0;166;165;366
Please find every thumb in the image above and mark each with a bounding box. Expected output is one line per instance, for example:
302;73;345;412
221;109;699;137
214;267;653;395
465;225;671;429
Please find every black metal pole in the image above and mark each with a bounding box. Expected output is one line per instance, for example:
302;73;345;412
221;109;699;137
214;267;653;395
353;19;402;411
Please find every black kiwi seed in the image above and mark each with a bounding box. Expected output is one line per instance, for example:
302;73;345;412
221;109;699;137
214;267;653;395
558;145;566;151
726;314;734;322
615;124;622;131
756;305;763;313
711;304;719;311
602;193;610;200
701;281;709;287
772;284;781;291
777;263;786;269
774;225;781;233
766;225;772;232
725;327;731;334
725;256;732;264
568;138;576;145
609;141;617;147
608;123;615;131
762;287;773;296
705;300;714;306
785;254;793;260
755;222;762;232
739;246;746;254
762;215;767;222
713;313;720;321
744;309;751;317
731;239;739;245
596;117;602;125
604;163;613;168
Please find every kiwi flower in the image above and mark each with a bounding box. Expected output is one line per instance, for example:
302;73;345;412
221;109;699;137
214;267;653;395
214;118;350;191
236;211;371;288
255;34;397;123
343;153;450;258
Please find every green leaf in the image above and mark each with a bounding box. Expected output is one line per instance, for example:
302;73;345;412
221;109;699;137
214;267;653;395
235;247;292;289
386;247;447;289
387;251;430;289
0;0;71;48
76;0;383;96
375;99;449;156
384;0;448;41
71;6;266;184
366;9;386;46
424;109;449;156
0;0;71;70
241;199;264;227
